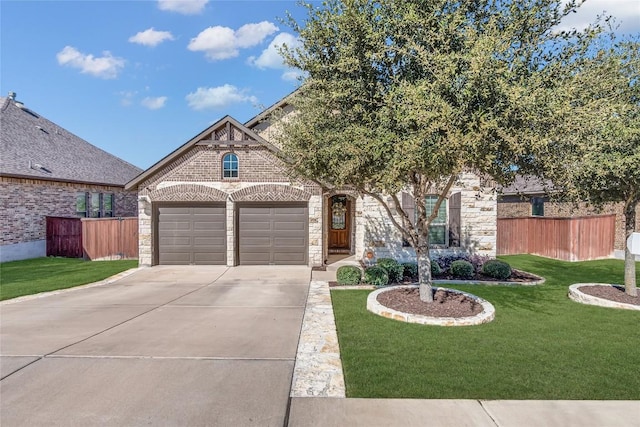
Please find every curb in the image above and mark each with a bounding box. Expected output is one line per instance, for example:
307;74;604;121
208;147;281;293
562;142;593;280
0;266;146;305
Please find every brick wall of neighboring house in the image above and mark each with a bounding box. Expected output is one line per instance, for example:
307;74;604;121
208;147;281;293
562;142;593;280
0;176;138;246
497;199;640;250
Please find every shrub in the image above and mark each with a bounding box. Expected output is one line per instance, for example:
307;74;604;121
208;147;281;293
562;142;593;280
364;266;389;287
431;261;442;276
402;262;418;280
468;254;492;272
336;265;362;285
376;258;404;283
450;260;474;278
434;254;469;272
482;259;512;280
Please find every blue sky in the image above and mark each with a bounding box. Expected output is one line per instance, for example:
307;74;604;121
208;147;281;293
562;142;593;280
1;0;639;169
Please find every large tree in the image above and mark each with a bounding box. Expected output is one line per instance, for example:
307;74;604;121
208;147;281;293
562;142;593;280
543;40;640;296
277;0;601;302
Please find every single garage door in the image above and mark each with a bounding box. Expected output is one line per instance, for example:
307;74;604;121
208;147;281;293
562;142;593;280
157;205;226;265
238;203;308;265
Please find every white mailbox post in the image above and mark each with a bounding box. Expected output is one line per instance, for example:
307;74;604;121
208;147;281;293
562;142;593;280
627;232;640;255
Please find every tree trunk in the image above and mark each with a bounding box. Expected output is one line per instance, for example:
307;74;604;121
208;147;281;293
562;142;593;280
623;199;637;297
416;244;434;302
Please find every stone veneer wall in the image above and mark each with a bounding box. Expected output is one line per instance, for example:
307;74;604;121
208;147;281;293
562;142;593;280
498;199;640;251
135;145;323;267
360;172;497;263
0;176;137;262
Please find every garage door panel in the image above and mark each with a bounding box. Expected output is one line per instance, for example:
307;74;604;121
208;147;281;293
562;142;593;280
157;205;226;265
238;204;308;265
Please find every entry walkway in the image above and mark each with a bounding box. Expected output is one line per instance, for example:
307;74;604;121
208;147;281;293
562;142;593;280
0;265;311;426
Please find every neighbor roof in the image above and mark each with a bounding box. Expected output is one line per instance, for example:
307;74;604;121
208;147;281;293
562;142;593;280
498;175;553;196
0;96;142;186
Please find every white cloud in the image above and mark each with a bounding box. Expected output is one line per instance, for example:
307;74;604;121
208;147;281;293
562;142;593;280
129;28;175;47
141;96;168;110
185;85;258;110
235;22;281;48
281;69;305;82
248;32;300;69
157;0;208;15
556;0;640;34
188;21;278;61
119;91;137;106
56;46;125;79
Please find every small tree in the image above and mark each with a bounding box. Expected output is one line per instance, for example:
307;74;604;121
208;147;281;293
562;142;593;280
277;0;601;302
545;40;639;296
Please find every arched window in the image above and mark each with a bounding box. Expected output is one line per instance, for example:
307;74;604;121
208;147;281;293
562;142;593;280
222;153;238;178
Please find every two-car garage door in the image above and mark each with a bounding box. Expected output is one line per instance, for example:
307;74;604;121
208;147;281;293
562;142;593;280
156;203;308;265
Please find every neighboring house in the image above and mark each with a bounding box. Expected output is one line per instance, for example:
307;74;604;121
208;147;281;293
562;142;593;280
0;93;142;262
497;175;639;259
126;95;497;267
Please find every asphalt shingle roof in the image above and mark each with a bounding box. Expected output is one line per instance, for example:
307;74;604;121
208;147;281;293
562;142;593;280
0;96;142;186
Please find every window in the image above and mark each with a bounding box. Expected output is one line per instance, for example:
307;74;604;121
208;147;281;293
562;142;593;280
425;195;447;245
76;193;87;217
331;195;347;230
76;192;114;218
222;153;238;178
531;197;544;216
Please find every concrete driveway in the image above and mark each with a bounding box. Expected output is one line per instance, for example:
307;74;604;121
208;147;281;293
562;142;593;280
0;265;311;426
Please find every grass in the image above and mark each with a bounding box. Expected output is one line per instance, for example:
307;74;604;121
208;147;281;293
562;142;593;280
0;257;138;301
331;255;640;400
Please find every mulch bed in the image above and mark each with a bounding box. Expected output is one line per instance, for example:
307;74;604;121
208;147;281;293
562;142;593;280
433;269;540;283
578;285;640;306
376;287;482;318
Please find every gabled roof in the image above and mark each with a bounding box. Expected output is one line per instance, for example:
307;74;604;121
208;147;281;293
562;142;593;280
125;115;278;190
244;89;298;130
0;96;142;186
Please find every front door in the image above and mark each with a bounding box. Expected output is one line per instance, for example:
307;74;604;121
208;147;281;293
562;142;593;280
328;195;351;253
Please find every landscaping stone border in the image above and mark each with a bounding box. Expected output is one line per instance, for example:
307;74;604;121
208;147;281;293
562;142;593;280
568;283;640;311
367;285;496;326
291;280;346;398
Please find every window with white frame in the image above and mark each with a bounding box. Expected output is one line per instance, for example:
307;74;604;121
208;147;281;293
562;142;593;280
222;153;239;178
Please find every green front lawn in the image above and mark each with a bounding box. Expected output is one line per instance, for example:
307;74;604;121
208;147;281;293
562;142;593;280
0;257;138;301
331;255;640;400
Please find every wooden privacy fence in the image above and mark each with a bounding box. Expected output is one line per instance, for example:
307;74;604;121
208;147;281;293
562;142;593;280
497;215;616;261
46;217;138;260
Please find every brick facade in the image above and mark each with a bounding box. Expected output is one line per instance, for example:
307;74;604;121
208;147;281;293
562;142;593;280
135;142;324;267
498;198;640;251
132;117;497;267
0;176;138;262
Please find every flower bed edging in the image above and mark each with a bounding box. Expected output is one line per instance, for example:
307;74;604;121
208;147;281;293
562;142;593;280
367;285;496;326
568;283;640;311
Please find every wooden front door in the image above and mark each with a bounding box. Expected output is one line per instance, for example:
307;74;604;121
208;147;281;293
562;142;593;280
328;195;351;253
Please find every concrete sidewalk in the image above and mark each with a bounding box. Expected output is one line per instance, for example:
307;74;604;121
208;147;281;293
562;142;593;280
288;398;640;426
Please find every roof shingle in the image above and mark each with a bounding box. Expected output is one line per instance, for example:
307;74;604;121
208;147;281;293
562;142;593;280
0;96;142;186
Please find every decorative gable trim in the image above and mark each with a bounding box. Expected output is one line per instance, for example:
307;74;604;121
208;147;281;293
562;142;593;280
231;184;311;202
150;183;227;202
126;115;277;190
